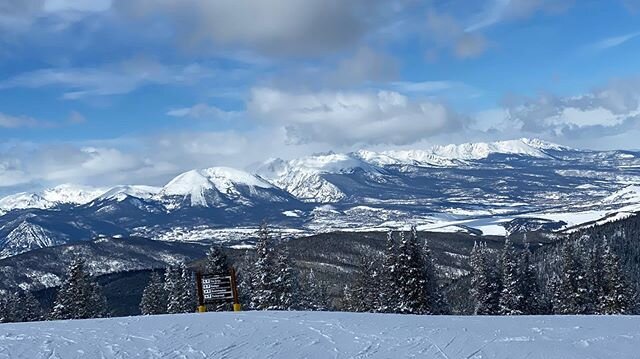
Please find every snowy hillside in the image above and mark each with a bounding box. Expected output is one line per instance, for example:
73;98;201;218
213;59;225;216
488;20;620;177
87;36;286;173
1;311;638;359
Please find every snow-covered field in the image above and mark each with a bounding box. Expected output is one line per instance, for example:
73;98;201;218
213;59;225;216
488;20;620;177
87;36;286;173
1;311;638;359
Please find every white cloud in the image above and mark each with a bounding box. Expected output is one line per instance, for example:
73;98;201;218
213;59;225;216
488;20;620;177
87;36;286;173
167;104;240;121
0;113;44;128
426;10;488;59
0;58;214;99
588;31;640;52
43;0;112;13
115;0;391;57
466;0;574;31
487;78;640;138
331;47;398;85
248;87;466;146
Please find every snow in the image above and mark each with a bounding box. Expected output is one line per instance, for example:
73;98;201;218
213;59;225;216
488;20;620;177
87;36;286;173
430;138;554;160
1;311;638;358
160;167;275;207
97;185;161;202
601;185;640;205
0;184;105;212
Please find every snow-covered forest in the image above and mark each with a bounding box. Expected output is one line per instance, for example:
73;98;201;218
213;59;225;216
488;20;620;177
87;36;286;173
2;215;639;323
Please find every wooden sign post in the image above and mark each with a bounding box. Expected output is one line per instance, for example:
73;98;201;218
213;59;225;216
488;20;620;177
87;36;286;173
196;267;241;312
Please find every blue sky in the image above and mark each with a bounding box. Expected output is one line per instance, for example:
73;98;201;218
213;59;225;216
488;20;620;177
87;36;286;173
1;0;640;192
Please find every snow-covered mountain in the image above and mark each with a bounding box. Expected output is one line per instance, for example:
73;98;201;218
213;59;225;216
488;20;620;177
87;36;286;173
0;138;639;258
0;184;106;214
159;166;295;209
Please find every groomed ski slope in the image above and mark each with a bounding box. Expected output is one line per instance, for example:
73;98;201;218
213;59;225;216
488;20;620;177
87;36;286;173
1;311;639;359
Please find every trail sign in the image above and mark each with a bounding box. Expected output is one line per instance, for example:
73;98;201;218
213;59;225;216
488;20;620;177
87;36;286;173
196;268;240;310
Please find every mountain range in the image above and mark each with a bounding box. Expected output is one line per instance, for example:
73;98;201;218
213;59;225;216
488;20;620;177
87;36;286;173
1;138;640;259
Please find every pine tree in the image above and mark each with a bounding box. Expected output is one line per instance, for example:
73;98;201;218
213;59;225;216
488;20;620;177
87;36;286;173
0;292;20;323
420;229;446;314
18;290;43;322
553;240;591;314
50;258;107;320
250;223;277;310
350;257;380;312
377;231;397;313
164;265;183;314
300;270;330;311
470;242;501;315
140;271;167;315
499;236;523;315
519;236;540;315
205;246;228;274
272;246;296;310
395;230;428;314
599;238;633;314
178;264;196;313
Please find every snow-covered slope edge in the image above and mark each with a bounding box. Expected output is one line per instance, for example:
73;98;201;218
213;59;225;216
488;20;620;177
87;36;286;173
1;311;637;359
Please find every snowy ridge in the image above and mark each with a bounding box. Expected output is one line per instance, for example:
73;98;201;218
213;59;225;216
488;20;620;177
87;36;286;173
601;184;640;205
429;138;560;160
96;185;161;202
1;311;638;358
0;184;106;213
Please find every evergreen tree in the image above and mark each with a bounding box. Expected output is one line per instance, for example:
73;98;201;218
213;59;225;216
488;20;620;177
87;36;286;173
499;236;524;315
18;290;43;322
350;257;380;312
586;240;606;314
299;269;330;311
342;284;355;311
394;230;428;314
272;246;296;310
420;229;446;314
599;238;633;314
470;242;501;315
377;231;397;313
250;223;277;310
553;240;591;314
205;246;228;274
178;264;196;313
140;271;167;315
519;236;541;315
0;292;19;323
164;265;183;314
50;258;107;320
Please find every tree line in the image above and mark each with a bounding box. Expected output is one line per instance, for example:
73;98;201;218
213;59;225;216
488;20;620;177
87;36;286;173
1;221;636;324
470;234;635;315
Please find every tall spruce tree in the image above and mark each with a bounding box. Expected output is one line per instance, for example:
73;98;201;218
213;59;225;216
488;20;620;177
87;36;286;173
420;229;446;314
553;240;591;314
178;263;196;313
302;270;330;311
499;236;524;315
50;258;107;320
350;257;380;312
205;246;228;274
164;265;183;314
519;236;540;315
272;246;296;310
0;292;19;323
18;291;42;322
599;238;633;314
140;271;167;315
395;230;428;314
250;223;277;310
377;231;397;313
470;242;501;315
